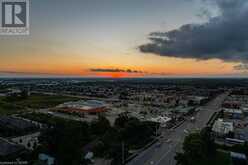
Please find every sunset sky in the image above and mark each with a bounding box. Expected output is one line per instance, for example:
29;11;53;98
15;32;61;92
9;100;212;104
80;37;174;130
1;0;248;78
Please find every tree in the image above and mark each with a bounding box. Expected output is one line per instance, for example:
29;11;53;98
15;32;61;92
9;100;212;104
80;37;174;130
183;133;205;159
200;127;216;156
90;116;111;135
39;121;90;165
20;90;28;99
120;117;153;148
114;113;129;128
174;152;188;165
119;91;128;100
175;129;216;165
27;142;31;148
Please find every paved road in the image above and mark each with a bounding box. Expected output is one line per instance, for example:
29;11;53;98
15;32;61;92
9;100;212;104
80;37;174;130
127;92;229;165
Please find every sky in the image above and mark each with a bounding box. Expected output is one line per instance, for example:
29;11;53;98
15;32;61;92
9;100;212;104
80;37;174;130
1;0;248;78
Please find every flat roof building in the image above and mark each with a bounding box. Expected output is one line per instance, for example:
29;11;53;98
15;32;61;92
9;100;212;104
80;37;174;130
148;116;172;127
0;138;26;160
212;119;234;137
56;100;107;115
0;117;38;137
223;108;244;119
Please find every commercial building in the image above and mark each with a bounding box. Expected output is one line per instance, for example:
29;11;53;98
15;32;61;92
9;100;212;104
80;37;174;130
0;138;26;160
148;116;172;127
55;100;107;115
222;101;241;109
223;108;244;119
11;132;40;150
0;117;38;137
212;119;234;137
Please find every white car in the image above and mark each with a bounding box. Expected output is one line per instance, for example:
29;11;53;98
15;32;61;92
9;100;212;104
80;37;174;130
184;129;189;134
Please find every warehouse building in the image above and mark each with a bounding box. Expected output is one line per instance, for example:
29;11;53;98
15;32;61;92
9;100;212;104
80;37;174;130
55;100;108;115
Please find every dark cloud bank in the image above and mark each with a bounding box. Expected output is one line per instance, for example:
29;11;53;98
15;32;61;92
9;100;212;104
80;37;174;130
90;68;144;73
139;0;248;65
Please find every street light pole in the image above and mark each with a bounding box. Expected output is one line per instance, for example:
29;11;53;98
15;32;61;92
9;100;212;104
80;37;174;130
122;141;125;165
156;123;160;137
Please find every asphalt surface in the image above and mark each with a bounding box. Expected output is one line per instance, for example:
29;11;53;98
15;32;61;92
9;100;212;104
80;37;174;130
127;92;229;165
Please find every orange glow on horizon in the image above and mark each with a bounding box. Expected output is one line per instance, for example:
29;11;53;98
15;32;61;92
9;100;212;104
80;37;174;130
0;52;242;77
94;72;145;78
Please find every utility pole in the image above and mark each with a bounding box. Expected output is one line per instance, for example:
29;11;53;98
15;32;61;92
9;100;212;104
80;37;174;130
122;141;125;165
156;124;158;137
156;123;160;137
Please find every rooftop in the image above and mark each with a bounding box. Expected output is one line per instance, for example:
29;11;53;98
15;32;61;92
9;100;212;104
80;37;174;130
223;108;243;114
0;116;37;131
0;138;25;157
212;119;234;134
57;100;107;111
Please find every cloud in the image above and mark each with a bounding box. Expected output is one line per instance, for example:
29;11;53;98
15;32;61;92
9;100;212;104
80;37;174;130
234;64;248;71
139;0;248;63
89;68;144;73
0;71;45;75
0;70;74;76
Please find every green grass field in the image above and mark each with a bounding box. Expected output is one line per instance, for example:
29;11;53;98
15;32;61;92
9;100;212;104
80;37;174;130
0;97;22;115
20;112;73;126
0;94;79;115
9;94;79;108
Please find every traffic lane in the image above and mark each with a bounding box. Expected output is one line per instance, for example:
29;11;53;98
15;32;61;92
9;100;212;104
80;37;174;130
128;133;181;165
128;92;229;165
141;121;193;165
154;93;229;165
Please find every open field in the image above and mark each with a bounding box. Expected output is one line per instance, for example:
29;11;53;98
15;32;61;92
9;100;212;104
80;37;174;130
20;112;75;126
0;97;22;115
8;94;80;108
0;94;80;115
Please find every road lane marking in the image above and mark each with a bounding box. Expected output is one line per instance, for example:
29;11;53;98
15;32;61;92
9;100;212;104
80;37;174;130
154;143;179;165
